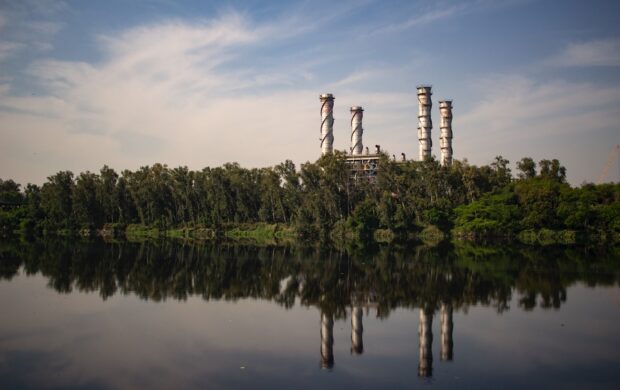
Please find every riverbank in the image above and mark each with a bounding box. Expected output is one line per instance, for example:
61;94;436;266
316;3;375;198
95;222;297;244
91;223;618;246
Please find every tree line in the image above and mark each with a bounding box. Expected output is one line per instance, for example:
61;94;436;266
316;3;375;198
0;152;618;242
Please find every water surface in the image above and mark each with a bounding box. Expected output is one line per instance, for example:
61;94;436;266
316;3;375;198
1;240;619;389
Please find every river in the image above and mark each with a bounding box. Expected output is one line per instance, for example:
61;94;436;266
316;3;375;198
1;240;619;389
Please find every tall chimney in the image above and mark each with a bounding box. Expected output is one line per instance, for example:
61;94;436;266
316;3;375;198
350;106;364;155
417;86;432;161
439;100;453;166
320;94;335;155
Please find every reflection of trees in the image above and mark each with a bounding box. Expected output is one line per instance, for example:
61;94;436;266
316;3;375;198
1;240;619;315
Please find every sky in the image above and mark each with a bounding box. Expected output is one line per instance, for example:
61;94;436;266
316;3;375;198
0;0;619;186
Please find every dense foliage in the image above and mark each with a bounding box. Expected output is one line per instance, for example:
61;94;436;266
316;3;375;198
1;153;618;243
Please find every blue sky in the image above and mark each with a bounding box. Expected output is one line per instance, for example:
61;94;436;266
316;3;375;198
1;0;619;185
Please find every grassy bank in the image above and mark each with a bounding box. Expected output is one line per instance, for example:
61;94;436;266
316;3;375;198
224;223;296;243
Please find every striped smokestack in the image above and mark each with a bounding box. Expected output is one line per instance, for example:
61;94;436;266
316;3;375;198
350;106;364;155
320;93;335;155
439;100;453;166
417;86;432;161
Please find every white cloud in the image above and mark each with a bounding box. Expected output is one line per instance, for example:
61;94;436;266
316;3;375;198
458;75;620;138
372;2;469;35
327;70;376;89
395;3;469;31
1;4;618;187
0;41;21;61
371;0;523;35
26;20;63;35
0;1;66;62
546;38;620;67
456;75;620;183
0;12;328;184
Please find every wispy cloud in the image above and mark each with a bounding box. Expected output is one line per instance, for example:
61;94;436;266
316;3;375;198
0;41;21;61
370;0;528;36
457;75;620;182
383;3;470;33
546;38;620;67
327;70;376;89
371;0;503;35
1;0;618;187
0;11;327;184
0;2;65;62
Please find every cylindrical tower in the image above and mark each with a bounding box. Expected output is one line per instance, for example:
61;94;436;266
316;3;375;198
350;106;364;155
417;86;432;161
418;307;434;377
439;100;453;166
440;303;453;361
351;306;364;355
320;93;335;155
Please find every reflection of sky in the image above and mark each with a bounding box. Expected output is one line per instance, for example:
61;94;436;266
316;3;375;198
1;273;619;389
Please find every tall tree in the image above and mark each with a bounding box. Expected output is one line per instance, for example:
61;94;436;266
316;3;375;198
516;157;536;180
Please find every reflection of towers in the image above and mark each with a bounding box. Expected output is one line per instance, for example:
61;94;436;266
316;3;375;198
320;94;335;155
439;100;453;166
350;106;364;155
418;307;433;377
320;312;334;368
351;306;364;355
417;86;432;161
440;304;454;361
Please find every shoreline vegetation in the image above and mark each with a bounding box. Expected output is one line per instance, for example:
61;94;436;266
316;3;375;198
1;152;618;246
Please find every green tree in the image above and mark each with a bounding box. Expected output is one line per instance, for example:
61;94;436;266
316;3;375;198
40;171;75;232
73;171;103;229
516;157;536;180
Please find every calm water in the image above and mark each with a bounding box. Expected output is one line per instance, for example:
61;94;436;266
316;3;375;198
1;240;619;389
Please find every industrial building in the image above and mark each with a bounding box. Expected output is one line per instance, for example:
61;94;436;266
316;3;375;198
318;86;454;175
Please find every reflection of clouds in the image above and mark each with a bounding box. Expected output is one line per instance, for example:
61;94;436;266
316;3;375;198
0;275;324;388
1;273;620;388
453;284;620;376
2;240;620;387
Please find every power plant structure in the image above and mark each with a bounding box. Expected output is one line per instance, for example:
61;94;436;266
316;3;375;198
439;101;453;167
318;86;454;172
350;106;364;155
417;86;433;161
320;93;335;156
